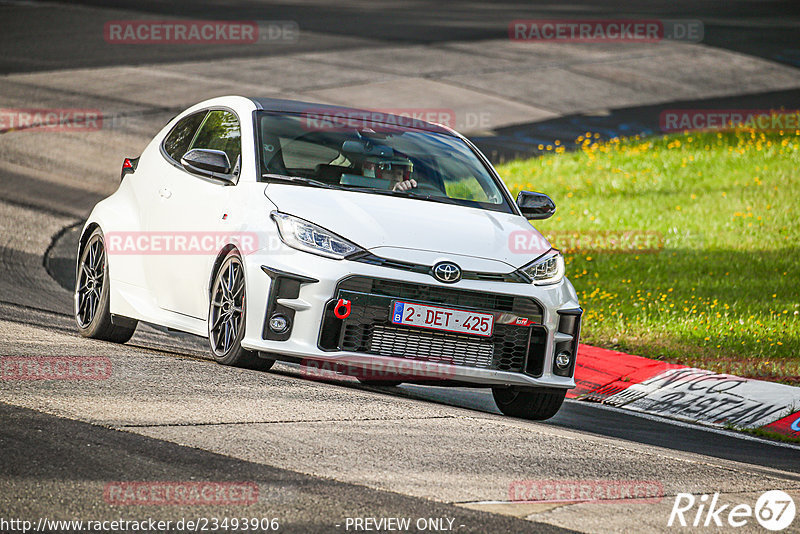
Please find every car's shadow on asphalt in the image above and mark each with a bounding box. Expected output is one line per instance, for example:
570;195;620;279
266;361;800;476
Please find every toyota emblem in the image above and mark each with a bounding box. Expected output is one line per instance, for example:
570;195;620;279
433;261;462;283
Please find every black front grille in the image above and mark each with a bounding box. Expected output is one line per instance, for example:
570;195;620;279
318;276;546;376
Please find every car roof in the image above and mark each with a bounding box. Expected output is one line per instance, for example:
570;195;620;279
248;97;455;136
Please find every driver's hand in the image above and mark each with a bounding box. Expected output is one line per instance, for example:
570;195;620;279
392;179;417;192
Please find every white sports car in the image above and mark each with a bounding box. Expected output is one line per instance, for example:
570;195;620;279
75;96;581;420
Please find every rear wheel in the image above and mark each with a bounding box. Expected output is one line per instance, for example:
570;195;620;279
75;228;137;343
492;386;566;420
208;251;274;370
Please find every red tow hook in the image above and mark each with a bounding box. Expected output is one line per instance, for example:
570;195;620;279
333;298;351;319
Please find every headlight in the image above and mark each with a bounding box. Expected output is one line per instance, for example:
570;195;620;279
519;251;565;285
271;211;362;259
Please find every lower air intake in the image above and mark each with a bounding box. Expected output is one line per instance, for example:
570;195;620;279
367;325;495;368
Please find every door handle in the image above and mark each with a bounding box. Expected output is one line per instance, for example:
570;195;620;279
159;188;172;199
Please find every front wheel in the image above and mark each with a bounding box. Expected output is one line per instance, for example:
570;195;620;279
492;386;566;420
208;251;274;370
75;228;137;343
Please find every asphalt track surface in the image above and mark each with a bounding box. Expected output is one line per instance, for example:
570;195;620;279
1;1;800;533
2;0;799;73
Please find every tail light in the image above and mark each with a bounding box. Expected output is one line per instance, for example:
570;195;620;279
121;157;139;182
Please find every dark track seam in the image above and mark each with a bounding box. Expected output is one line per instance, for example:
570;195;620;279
0;77;181;118
0;298;71;318
0;195;81;219
118;415;459;428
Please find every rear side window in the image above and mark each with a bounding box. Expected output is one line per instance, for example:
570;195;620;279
163;111;207;161
189;110;241;170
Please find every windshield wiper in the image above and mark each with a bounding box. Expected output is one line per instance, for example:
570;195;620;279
262;173;338;189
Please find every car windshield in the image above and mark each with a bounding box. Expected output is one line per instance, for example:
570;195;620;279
256;111;513;213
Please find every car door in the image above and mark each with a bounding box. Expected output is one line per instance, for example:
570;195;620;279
128;110;205;296
146;109;242;320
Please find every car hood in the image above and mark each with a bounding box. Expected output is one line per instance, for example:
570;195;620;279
265;185;551;270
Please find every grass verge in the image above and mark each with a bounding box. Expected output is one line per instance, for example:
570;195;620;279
498;128;800;385
736;426;800;445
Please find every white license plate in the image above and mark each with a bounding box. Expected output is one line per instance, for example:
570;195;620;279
390;301;494;337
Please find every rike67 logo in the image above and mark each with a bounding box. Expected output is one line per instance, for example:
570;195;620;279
668;490;795;530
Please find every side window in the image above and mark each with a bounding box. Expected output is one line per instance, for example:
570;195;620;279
163;111;207;161
189;110;241;173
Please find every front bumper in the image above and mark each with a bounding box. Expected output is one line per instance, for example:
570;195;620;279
240;246;581;389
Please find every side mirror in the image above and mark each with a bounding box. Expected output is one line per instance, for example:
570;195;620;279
181;148;233;182
517;191;556;219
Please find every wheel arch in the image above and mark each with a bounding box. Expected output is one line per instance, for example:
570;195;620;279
208;244;242;296
76;222;102;280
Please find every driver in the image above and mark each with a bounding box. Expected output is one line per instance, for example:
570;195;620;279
362;155;417;192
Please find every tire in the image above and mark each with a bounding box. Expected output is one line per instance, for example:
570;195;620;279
208;250;274;370
75;228;137;343
492;386;566;420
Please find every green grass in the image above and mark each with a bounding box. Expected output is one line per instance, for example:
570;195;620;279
737;426;800;444
497;129;800;385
